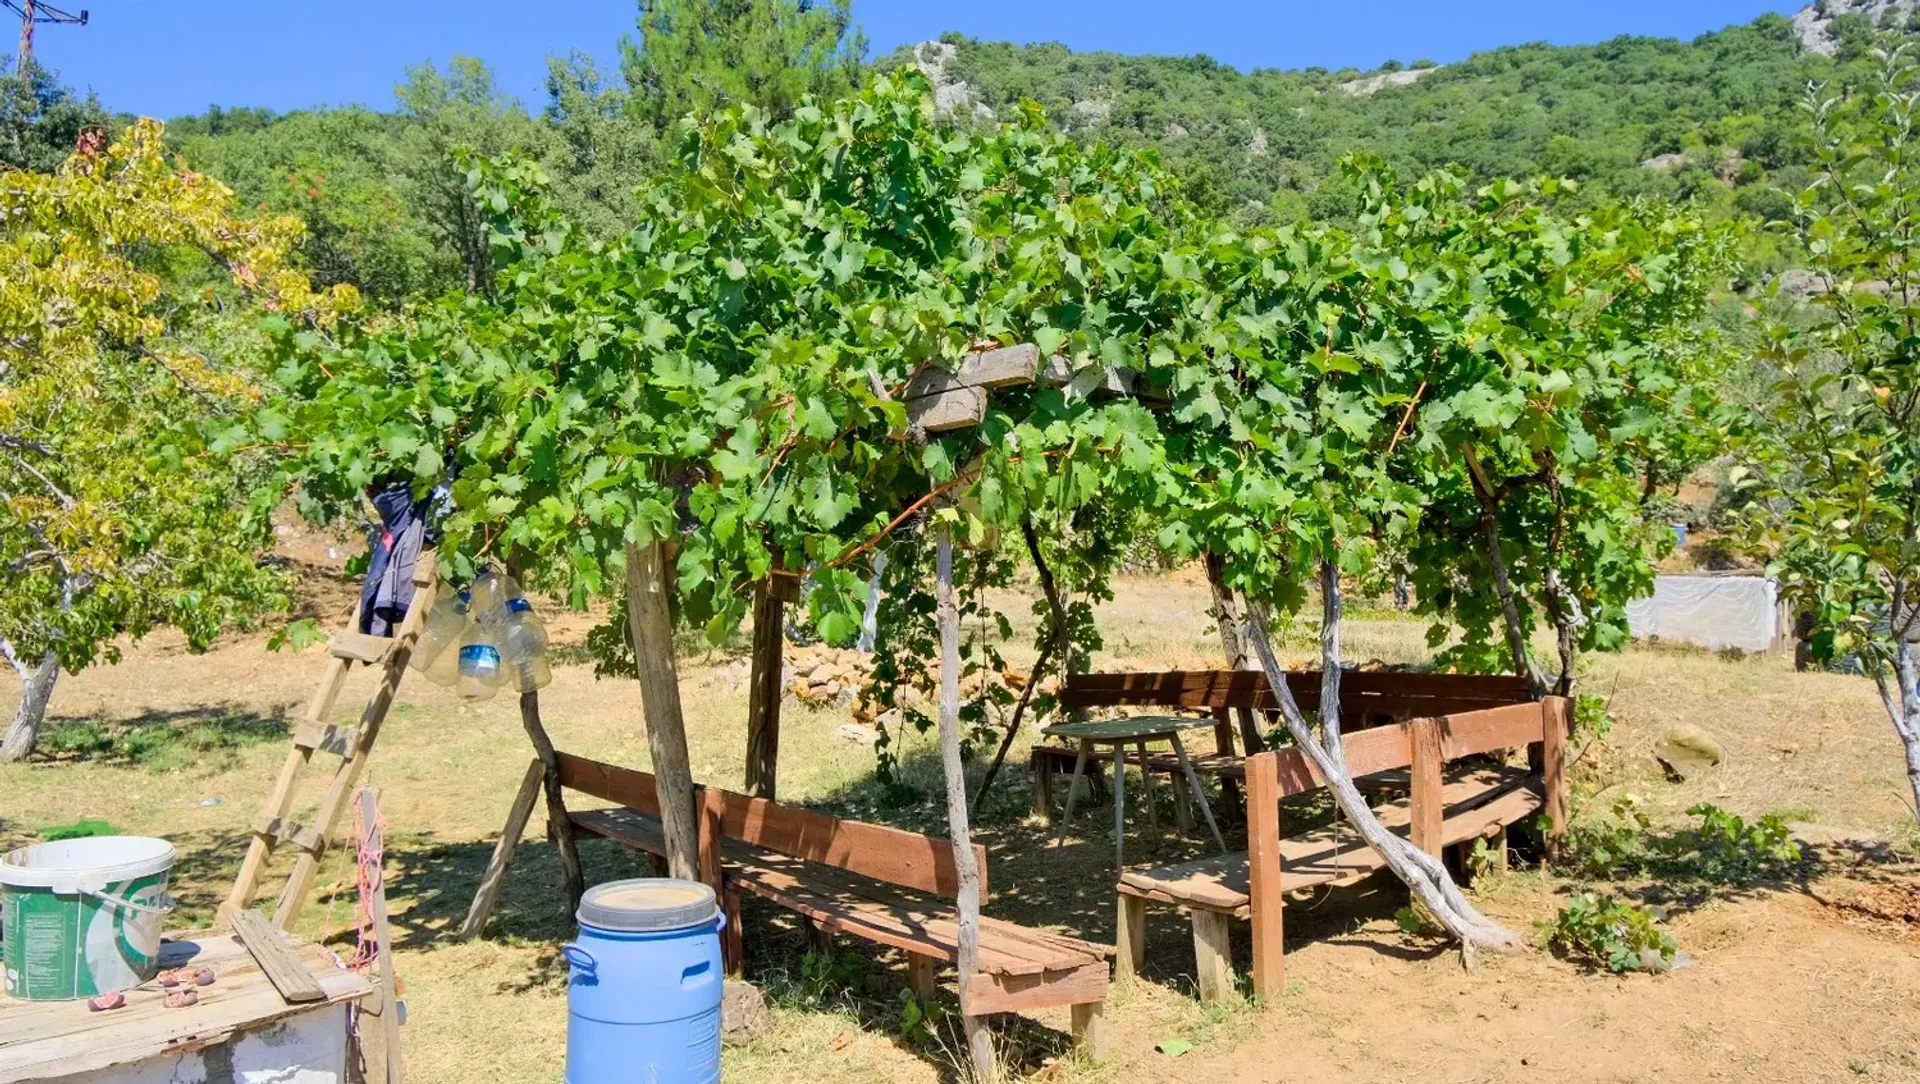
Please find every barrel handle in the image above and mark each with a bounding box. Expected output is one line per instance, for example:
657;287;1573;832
560;943;596;976
81;888;177;916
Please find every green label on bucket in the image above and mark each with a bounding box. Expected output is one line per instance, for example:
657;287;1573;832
2;870;167;1000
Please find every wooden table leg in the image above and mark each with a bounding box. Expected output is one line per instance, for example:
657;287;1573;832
1112;742;1128;869
1054;738;1093;847
1170;733;1228;853
1135;740;1159;836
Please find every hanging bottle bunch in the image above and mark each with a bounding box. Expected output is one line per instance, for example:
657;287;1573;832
409;568;552;700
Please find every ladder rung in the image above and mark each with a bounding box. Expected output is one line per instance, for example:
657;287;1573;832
328;630;394;664
292;722;359;758
254;815;325;854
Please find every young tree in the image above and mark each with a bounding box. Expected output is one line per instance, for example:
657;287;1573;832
0;58;108;172
394;57;555;296
621;0;865;131
1753;43;1920;823
0;120;353;760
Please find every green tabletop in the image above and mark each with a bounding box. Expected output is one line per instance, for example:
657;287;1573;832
1040;715;1218;742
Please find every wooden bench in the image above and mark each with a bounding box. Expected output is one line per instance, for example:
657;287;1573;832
553;752;1111;1054
1115;697;1569;1001
1030;669;1536;822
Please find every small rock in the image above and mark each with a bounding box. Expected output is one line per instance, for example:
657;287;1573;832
835;724;882;746
721;979;770;1046
1657;724;1725;780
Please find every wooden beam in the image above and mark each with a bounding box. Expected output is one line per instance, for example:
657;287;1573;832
459;758;545;942
744;571;786;800
1245;750;1284;1000
625;538;701;880
961;960;1108;1015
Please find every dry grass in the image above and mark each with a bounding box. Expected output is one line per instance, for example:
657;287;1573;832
3;566;1918;1082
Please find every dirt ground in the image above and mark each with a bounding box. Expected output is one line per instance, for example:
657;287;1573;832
4;564;1919;1083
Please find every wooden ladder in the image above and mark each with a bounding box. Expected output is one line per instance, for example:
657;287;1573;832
221;558;437;930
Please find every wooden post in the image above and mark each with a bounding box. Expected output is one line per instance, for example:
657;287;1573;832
1030;748;1054;821
1541;696;1569;846
625;539;700;881
743;567;788;800
935;527;996;1082
1211;707;1244;824
1245;750;1284;1000
1116;894;1146;980
1410;716;1444;858
1191;911;1234;1002
907;954;937;999
1070;1001;1107;1061
519;690;585;912
356;790;403;1084
697;787;742;974
459;759;545;941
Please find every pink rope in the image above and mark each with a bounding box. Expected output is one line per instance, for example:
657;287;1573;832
347;787;388;972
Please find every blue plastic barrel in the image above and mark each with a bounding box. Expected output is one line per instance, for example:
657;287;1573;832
563;878;725;1084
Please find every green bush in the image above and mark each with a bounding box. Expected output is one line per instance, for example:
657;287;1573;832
1559;799;1802;885
1538;893;1678;972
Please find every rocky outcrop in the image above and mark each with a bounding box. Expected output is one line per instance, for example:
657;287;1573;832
1338;66;1441;97
913;40;995;120
1793;0;1919;55
1640;152;1690;172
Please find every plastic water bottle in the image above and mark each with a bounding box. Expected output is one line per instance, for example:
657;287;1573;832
411;584;469;688
499;593;552;694
468;568;512;631
456;624;503;701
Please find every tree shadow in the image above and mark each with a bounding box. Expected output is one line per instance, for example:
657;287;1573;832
33;704;293;771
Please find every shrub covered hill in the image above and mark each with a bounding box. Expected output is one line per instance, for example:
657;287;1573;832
877;1;1920;228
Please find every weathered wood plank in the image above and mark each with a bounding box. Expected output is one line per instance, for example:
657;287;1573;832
1436;701;1547;759
905;386;988;432
904;344;1043;399
231;910;327;1003
962;960;1108;1015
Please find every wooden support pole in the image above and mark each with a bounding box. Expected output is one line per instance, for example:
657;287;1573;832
907;954;937;999
697;787;742;974
1245;750;1284;1000
458;759;545;941
1410;716;1445;859
625;539;700;881
744;569;787;799
1071;1001;1107;1061
935;526;996;1083
1191;910;1234;1003
1116;894;1146;980
519;690;585;913
356;790;403;1084
1541;696;1570;847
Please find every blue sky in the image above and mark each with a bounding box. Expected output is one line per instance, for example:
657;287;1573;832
21;0;1805;120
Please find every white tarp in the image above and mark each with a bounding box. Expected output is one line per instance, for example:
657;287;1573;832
1625;575;1778;653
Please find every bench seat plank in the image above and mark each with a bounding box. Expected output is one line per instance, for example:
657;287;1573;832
569;807;1106;979
1116;766;1540;918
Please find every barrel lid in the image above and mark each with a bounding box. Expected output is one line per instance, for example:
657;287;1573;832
577;878;717;932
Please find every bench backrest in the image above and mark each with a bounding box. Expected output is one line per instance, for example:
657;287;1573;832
554;751;988;898
1248;698;1561;798
1059;669;1534;731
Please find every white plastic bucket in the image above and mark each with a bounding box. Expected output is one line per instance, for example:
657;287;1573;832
0;836;175;1000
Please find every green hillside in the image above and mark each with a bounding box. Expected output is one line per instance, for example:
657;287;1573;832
10;1;1909;305
880;10;1893;225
